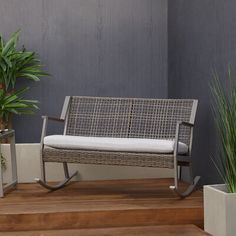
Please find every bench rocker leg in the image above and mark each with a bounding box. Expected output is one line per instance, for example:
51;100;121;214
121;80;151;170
35;162;78;191
170;175;200;198
170;160;200;198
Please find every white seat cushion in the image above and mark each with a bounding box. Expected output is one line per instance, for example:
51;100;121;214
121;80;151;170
44;135;188;154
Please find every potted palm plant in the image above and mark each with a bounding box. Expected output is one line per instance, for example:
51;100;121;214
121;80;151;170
0;30;48;128
204;68;236;236
0;30;48;166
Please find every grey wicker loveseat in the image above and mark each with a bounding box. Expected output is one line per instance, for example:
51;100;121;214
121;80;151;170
36;96;200;198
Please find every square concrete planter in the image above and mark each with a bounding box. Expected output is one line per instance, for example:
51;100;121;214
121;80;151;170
204;184;236;236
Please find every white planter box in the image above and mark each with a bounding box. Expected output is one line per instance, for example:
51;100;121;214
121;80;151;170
204;184;236;236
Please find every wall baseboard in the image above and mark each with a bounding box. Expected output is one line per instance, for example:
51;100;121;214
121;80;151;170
2;144;174;183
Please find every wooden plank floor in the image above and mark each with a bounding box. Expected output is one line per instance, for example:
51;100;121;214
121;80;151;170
0;225;211;236
0;178;203;232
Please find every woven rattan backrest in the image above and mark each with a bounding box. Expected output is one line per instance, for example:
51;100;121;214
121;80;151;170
64;96;197;144
65;97;132;138
128;99;195;145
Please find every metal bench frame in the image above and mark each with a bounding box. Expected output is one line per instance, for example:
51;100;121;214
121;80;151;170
36;96;200;198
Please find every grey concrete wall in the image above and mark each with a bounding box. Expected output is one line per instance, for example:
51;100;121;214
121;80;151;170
0;0;168;142
168;0;236;184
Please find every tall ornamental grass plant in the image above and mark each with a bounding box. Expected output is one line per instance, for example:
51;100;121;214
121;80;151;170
211;68;236;193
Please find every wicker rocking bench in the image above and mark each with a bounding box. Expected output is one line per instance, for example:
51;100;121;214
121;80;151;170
36;96;200;198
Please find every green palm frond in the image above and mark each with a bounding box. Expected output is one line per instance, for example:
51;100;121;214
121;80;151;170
0;30;49;91
0;87;39;122
0;30;49;128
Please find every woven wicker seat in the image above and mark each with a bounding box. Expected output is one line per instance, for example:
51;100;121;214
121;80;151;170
36;96;200;198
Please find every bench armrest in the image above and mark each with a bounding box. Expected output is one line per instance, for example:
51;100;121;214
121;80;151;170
42;115;65;122
177;121;194;128
174;121;194;156
40;116;65;145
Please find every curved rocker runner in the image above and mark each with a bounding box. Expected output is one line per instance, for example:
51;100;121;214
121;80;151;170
35;170;78;191
170;176;201;198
